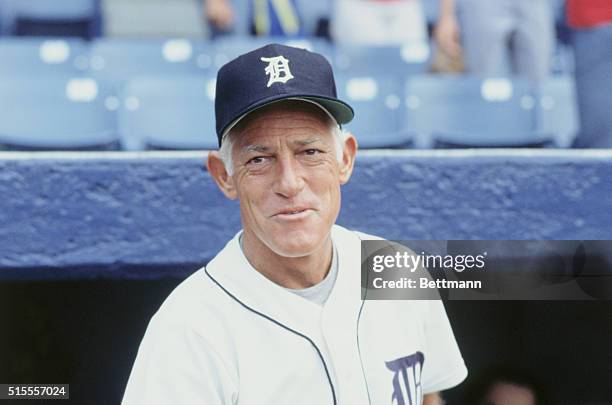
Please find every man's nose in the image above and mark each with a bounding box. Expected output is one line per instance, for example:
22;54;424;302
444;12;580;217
273;155;305;198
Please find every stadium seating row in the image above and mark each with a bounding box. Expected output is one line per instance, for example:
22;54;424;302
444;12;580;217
0;36;575;84
0;74;578;151
0;36;432;79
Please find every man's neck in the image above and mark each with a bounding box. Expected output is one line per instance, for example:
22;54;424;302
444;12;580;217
241;230;334;290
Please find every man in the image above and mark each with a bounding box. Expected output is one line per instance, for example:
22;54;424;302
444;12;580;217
567;0;612;148
331;0;428;46
204;0;304;37
435;0;554;82
203;0;329;39
203;0;329;38
122;44;467;404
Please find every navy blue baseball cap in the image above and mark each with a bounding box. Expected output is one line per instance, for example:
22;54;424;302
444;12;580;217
214;43;354;146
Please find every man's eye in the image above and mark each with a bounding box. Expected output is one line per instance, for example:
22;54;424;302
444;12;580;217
304;149;322;156
246;156;268;165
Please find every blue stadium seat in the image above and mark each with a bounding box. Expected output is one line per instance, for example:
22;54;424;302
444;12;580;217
88;39;208;85
7;0;101;39
538;75;579;147
334;43;431;76
336;74;412;148
119;76;218;151
0;38;88;77
0;77;119;150
405;75;554;148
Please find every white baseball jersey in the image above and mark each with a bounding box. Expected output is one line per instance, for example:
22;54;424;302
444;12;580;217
122;225;467;405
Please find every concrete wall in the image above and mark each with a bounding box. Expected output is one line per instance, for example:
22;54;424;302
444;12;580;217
2;150;611;279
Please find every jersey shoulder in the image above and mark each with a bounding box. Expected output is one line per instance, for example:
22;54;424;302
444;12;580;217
151;267;238;338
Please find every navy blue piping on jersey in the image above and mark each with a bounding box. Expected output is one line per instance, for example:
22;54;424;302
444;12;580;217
204;267;338;405
356;234;373;405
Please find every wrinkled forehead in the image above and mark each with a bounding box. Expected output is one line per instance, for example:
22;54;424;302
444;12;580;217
230;100;336;148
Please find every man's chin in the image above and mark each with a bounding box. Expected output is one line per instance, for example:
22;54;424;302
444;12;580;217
267;229;330;258
270;241;319;258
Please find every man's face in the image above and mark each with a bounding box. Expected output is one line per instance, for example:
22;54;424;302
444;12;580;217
225;101;353;258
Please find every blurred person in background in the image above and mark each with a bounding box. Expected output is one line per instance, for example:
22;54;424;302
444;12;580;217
567;0;612;148
435;0;555;82
203;0;329;38
461;365;551;405
204;0;235;32
331;0;428;46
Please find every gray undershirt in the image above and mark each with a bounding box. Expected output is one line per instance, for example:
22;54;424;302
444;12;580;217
239;234;338;306
285;242;338;306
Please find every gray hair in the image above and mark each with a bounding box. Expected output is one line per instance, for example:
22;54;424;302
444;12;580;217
219;122;347;176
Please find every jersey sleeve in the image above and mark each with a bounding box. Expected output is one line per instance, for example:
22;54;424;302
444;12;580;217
122;313;238;405
420;300;468;394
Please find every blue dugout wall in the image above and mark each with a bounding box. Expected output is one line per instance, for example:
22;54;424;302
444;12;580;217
1;149;611;279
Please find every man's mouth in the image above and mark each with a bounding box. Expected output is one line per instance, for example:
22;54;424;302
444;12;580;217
272;208;313;218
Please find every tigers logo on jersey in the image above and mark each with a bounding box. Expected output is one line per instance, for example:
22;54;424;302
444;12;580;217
386;352;425;405
260;55;294;87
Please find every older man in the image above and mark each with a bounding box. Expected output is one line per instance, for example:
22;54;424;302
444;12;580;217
122;44;466;405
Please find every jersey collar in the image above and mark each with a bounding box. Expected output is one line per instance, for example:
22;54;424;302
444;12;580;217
205;225;364;341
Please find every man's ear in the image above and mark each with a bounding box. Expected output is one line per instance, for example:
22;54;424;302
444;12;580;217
207;151;238;200
339;133;358;185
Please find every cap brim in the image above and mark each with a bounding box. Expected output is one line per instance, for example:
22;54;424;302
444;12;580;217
303;96;354;126
220;94;354;145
